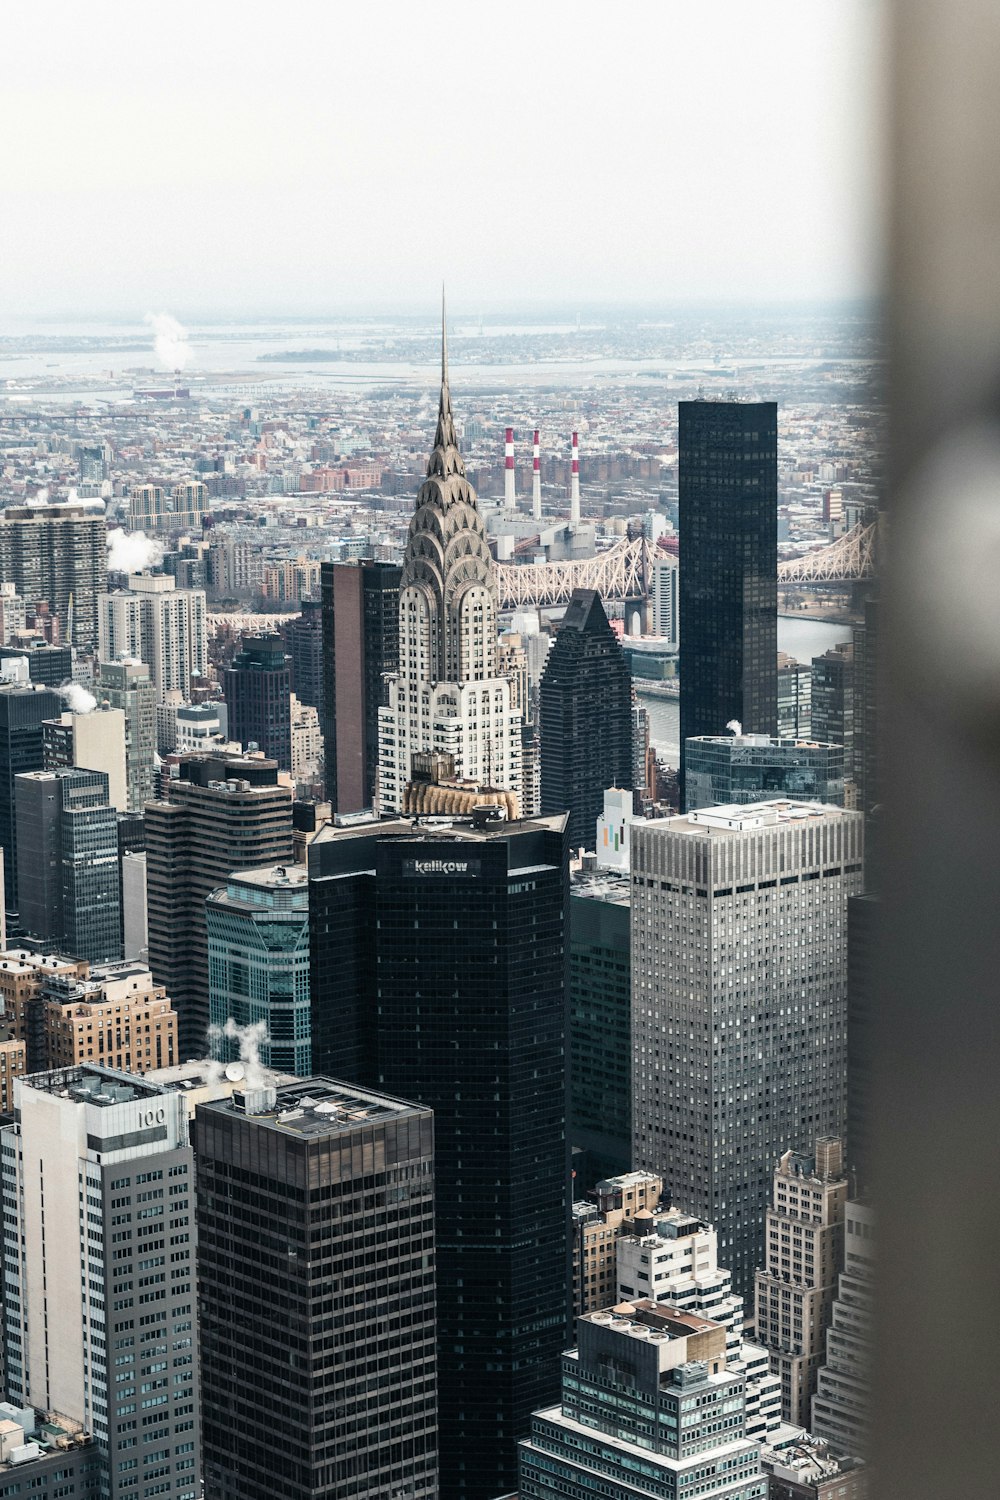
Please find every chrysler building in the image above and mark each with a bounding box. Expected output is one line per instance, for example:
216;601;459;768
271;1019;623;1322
378;301;522;812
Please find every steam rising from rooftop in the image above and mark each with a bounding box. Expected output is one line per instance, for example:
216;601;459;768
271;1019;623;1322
61;681;97;714
144;311;192;371
107;528;164;574
206;1017;273;1091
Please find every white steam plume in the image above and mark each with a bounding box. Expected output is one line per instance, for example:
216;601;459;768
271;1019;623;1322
207;1018;272;1091
726;720;742;736
144;311;192;371
61;681;97;714
107;528;163;574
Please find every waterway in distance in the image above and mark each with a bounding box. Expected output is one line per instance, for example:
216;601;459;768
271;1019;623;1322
640;617;853;764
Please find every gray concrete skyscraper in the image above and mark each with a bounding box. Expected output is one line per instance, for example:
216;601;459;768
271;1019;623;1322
631;800;862;1295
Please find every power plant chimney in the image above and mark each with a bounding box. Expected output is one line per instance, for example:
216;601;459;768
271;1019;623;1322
532;428;542;520
504;427;516;509
570;430;581;526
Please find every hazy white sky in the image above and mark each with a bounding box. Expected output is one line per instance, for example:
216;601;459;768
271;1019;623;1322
1;0;881;319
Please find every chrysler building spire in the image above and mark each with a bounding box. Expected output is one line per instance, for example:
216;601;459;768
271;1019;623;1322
377;296;523;815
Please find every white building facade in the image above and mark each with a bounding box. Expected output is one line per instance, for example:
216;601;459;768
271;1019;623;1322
378;315;521;812
98;573;208;702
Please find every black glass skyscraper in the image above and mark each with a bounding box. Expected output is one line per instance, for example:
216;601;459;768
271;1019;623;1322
308;812;571;1500
0;682;63;921
678;400;778;792
196;1078;437;1500
222;633;292;770
539;588;634;851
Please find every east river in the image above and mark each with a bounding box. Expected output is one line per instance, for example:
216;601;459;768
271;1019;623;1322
640;617;853;763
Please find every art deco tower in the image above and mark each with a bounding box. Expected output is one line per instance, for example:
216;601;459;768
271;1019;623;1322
378;300;522;811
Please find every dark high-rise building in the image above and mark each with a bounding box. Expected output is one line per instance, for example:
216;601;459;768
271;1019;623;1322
145;753;293;1055
569;866;631;1190
539;588;633;851
284;598;324;715
196;1077;437;1500
307;812;571;1500
15;768;122;963
320;559;400;812
223;634;292;770
678;399;778;793
0;641;73;687
812;642;854;765
0;501;107;647
0;682;63;917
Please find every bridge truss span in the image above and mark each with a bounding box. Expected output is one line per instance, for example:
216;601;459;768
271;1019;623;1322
495;534;655;610
778;520;878;583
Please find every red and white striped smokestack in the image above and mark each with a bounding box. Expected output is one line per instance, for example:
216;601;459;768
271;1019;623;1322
532;428;541;520
504;426;516;508
570;430;581;525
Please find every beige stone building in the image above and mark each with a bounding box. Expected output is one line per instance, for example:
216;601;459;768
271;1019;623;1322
0;949;177;1075
572;1170;664;1314
754;1136;848;1426
0;1022;26;1111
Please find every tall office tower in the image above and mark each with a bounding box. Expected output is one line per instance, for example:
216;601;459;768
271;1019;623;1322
0;500;107;647
15;769;121;964
145;754;294;1056
306;812;569;1499
754;1138;849;1426
320;559;400;812
777;653;812;739
96;659;157;811
846;895;879;1190
206;863;310;1075
649;550;679;647
632;701;651;802
569;860;632;1188
0;639;73;687
811;643;853;766
811;1202;873;1457
1;1066;200;1499
616;1203;781;1443
631;800;863;1296
222;634;292;769
678;400;778;794
170;481;207;531
80;443;106;483
196;1078;437;1500
515;1303;766;1500
128;483;166;529
0;683;65;919
377;313;522;815
285;598;324;715
376;815;569;1500
572;1171;664;1314
43;703;128;811
98;574;208;702
539;589;633;850
684;732;844;813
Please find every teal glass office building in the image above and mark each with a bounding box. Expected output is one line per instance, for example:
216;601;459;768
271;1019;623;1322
206;863;310;1075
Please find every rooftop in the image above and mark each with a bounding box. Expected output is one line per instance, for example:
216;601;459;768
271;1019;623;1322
198;1075;428;1137
21;1065;165;1106
659;799;853;836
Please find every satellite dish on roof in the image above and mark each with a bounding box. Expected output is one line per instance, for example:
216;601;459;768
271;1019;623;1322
224;1062;245;1082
